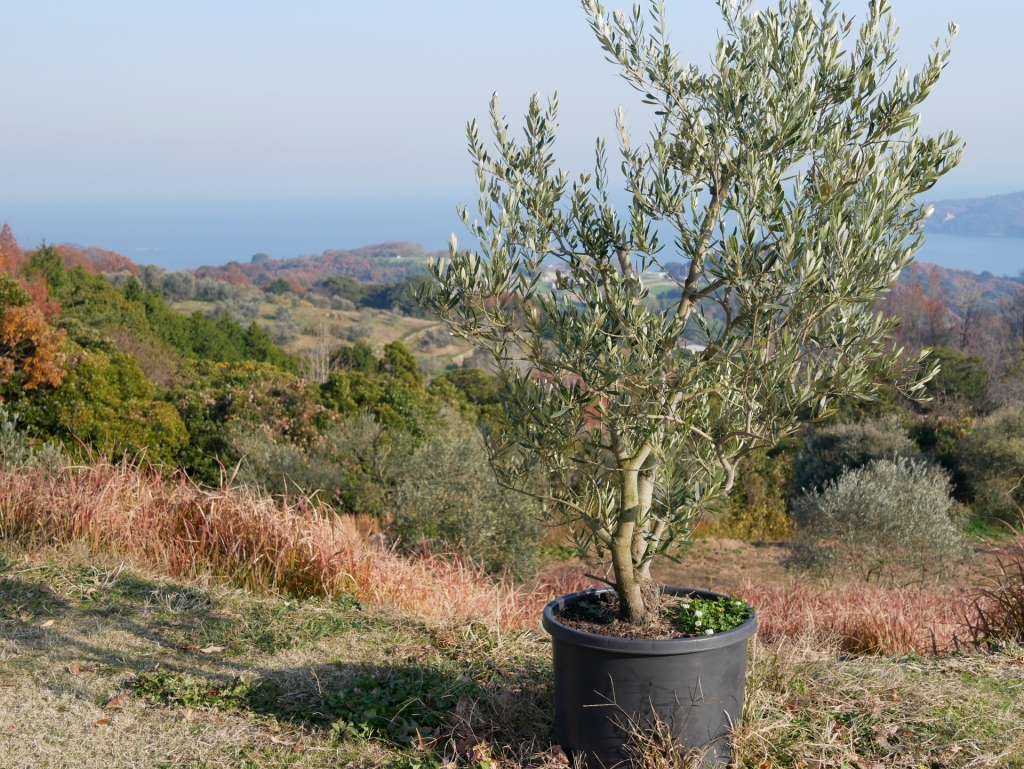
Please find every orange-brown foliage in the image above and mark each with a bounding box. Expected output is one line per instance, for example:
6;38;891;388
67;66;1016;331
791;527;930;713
879;264;956;350
0;304;66;391
0;223;25;274
53;244;138;275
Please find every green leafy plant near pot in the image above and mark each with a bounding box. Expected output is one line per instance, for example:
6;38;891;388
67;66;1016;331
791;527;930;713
417;0;961;762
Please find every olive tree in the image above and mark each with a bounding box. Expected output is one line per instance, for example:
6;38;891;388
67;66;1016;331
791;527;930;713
417;0;962;623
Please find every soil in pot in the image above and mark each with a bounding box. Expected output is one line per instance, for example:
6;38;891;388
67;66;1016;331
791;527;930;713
557;591;754;640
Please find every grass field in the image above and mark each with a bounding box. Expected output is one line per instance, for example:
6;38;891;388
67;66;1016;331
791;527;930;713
2;542;1023;768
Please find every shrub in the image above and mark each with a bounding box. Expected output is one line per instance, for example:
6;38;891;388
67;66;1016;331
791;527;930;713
195;278;239;303
347;322;372;341
231;426;345;502
791;457;969;582
704;440;798;541
0;406;65;472
161;271;197;301
793;416;920;494
389;414;543;578
212;293;262;325
35;350;188;466
957;405;1024;521
307;294;330;309
925;345;990;414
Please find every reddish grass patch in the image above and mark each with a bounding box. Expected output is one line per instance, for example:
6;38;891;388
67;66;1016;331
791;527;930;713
0;460;989;653
738;581;972;655
0;461;590;631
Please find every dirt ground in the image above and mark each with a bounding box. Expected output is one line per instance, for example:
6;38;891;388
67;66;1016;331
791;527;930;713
651;539;794;594
648;536;1009;595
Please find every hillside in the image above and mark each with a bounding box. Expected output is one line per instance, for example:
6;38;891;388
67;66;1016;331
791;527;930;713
926;190;1024;237
192;240;436;288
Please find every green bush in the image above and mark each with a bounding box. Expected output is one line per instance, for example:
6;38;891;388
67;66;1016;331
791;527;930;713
791;457;969;581
389;414;542;578
706;440;797;541
37;351;188;466
925;345;990;415
230;413;413;516
957;406;1024;521
0;406;65;472
793;416;920;494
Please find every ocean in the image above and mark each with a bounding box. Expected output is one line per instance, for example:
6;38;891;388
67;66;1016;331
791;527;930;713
2;194;1023;277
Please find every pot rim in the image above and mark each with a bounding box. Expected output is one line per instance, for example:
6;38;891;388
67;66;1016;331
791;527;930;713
542;586;758;655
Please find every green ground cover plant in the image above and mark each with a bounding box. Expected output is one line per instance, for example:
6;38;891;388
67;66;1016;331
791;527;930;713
670;595;753;636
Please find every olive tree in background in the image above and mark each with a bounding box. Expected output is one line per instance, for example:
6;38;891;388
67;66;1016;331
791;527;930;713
418;0;962;623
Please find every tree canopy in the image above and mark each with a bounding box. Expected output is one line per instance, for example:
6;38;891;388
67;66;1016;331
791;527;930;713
419;0;963;622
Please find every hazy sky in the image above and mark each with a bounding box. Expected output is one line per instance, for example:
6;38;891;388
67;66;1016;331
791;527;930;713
2;0;1021;204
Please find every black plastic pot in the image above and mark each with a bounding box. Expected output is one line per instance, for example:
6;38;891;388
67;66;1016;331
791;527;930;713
542;586;757;768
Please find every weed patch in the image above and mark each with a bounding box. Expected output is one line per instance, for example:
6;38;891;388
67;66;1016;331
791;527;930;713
325;665;480;744
132;669;255;709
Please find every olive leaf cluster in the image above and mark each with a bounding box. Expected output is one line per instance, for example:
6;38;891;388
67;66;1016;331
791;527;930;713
417;0;962;621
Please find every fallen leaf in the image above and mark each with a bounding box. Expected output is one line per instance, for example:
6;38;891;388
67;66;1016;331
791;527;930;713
269;735;295;745
471;741;491;763
199;645;225;654
759;761;772;769
883;688;899;702
455;697;469;714
69;663;81;675
456;737;486;759
103;692;127;709
544;745;570;766
40;620;55;629
183;707;194;722
38;583;55;594
92;718;110;727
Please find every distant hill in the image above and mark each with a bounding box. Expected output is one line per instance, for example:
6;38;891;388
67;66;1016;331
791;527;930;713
192;241;436;288
926;191;1024;237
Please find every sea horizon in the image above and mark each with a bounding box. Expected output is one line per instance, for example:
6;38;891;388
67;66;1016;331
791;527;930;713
2;192;1023;278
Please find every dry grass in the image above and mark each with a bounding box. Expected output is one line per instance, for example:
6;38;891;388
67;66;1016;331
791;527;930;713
0;461;590;633
735;637;1024;768
3;547;1022;769
0;459;999;655
4;460;1024;766
966;529;1024;646
739;581;973;656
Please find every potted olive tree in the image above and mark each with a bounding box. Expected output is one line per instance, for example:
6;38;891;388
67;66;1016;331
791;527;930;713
418;0;961;763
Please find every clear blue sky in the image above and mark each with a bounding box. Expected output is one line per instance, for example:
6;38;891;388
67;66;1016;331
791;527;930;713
2;0;1019;202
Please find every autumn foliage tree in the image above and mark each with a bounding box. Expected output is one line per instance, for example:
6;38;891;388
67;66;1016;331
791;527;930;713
0;223;25;274
0;272;66;396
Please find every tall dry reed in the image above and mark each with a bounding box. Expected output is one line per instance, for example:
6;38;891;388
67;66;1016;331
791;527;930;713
739;581;972;654
0;460;980;652
0;461;586;631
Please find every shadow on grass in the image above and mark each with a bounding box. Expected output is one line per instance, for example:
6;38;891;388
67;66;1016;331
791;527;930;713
128;659;554;758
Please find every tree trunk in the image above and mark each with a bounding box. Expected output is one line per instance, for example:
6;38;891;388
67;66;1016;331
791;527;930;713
611;466;655;623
